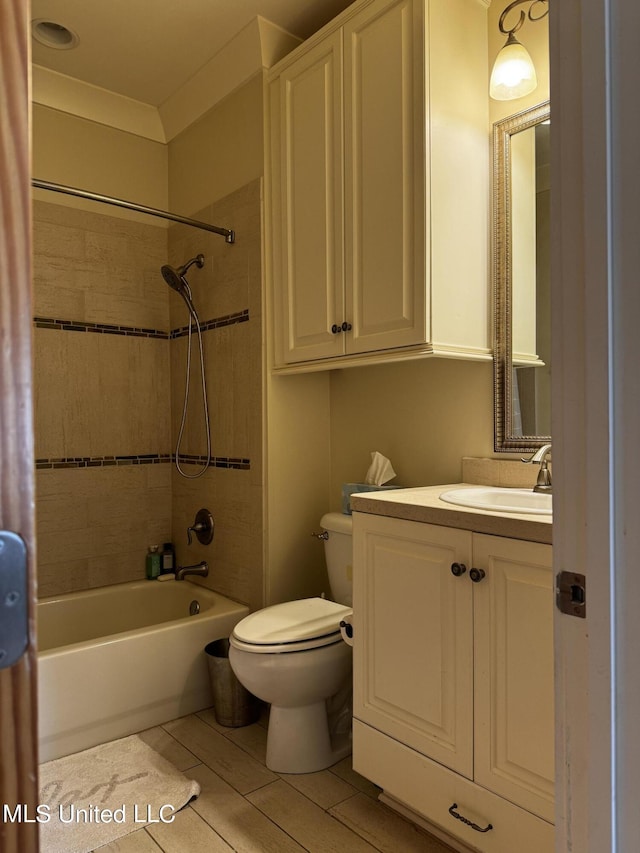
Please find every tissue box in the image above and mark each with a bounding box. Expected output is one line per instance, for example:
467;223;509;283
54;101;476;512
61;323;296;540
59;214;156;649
341;483;397;515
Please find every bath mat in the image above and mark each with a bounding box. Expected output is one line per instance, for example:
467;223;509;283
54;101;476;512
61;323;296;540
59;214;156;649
38;734;200;853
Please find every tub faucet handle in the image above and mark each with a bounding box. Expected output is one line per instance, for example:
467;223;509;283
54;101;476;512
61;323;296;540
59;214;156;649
187;508;214;545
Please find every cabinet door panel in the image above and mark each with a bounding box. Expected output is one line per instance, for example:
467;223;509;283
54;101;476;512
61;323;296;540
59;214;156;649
344;0;426;354
473;534;554;822
277;33;344;363
353;514;473;776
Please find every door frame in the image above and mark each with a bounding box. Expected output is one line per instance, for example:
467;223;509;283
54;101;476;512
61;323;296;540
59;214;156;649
551;0;640;850
0;2;39;852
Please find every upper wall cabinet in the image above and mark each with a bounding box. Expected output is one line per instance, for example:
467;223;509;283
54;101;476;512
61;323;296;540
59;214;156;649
267;0;491;372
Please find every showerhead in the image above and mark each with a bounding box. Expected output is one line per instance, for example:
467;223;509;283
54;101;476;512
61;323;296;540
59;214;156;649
160;253;205;293
161;264;185;293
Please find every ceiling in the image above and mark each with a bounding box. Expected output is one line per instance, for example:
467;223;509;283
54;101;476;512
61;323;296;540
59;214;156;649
31;0;354;106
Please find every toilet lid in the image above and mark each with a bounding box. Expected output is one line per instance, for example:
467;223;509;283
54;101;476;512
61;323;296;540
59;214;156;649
231;597;352;647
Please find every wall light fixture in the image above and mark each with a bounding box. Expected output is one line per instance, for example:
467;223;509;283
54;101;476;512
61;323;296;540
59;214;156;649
490;0;549;101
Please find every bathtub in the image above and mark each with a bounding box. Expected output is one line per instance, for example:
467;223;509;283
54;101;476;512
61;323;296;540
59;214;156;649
37;579;249;762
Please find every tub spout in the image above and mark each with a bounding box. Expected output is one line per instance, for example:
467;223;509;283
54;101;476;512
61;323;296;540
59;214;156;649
175;560;209;581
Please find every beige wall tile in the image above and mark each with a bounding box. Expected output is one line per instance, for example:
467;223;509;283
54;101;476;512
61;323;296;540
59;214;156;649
167;180;261;328
461;456;541;488
34;180;262;601
171;467;263;610
36;465;171;594
33;200;169;331
460;456;496;486
34;330;171;459
33;219;86;262
37;558;90;598
32;256;87;319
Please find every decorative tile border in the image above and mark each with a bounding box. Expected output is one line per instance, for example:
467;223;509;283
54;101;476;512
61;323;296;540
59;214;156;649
35;454;250;471
170;310;249;339
35;454;172;470
33;310;250;340
176;454;251;470
34;318;168;339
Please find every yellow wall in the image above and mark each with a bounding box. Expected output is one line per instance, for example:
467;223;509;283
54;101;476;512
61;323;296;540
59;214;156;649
168;74;265;216
329;359;495;505
32;104;168;212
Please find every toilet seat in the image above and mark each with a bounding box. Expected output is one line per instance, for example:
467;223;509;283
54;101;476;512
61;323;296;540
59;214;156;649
230;597;353;654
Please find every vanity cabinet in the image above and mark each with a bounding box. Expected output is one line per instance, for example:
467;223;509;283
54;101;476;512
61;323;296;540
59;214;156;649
352;512;554;853
267;0;490;371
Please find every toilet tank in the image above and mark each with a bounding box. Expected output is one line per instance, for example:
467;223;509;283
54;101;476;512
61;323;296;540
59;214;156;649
320;512;353;607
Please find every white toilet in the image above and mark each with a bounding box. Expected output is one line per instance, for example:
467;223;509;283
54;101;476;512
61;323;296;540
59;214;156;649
229;512;353;773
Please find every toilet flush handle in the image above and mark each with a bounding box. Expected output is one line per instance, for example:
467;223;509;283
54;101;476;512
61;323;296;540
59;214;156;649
311;531;329;540
339;620;353;639
340;619;354;647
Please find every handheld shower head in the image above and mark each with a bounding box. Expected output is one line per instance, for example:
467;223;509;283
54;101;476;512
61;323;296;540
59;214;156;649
160;254;205;293
161;264;185;293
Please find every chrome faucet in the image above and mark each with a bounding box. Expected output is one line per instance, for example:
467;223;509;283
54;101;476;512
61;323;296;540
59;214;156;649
175;560;209;581
521;444;552;494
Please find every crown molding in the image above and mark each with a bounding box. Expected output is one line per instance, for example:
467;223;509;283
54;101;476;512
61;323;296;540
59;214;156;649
31;64;167;142
31;17;301;144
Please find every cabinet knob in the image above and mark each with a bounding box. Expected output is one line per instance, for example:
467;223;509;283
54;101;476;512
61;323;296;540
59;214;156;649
331;324;342;334
470;568;486;583
341;321;352;332
451;562;467;577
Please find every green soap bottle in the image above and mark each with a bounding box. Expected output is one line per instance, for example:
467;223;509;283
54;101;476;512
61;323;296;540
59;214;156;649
146;545;161;579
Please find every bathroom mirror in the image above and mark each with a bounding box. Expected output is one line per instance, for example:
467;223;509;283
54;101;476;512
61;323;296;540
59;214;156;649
493;101;551;452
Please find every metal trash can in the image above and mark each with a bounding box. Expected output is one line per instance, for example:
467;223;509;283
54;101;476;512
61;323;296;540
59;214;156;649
204;638;260;727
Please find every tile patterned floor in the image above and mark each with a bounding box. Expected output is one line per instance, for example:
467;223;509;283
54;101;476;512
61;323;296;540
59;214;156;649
95;707;457;852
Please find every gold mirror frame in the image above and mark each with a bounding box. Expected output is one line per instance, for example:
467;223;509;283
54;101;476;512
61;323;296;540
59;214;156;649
493;100;551;452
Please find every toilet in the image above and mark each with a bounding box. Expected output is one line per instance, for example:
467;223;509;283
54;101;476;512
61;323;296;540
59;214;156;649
229;512;353;773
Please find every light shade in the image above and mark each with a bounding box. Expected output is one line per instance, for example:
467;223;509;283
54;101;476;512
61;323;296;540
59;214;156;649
490;34;537;101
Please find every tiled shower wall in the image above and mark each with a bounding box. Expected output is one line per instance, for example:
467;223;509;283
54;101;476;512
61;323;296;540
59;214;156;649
33;180;263;608
168;180;264;611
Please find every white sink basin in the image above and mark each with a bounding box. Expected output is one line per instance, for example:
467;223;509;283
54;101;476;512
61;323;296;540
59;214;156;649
439;487;552;516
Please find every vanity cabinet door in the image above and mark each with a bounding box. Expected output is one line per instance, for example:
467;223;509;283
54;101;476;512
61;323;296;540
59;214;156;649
472;534;555;823
271;32;345;364
353;513;474;777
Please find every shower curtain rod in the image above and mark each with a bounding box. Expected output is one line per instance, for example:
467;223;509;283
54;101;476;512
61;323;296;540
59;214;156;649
32;179;235;244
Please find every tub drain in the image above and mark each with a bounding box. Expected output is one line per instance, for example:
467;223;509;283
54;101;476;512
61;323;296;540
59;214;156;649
189;600;200;616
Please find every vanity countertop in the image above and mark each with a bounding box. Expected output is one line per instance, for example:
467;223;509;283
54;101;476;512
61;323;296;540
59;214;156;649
350;483;552;545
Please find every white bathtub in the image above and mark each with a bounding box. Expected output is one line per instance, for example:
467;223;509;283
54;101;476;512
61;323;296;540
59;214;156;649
37;579;249;762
